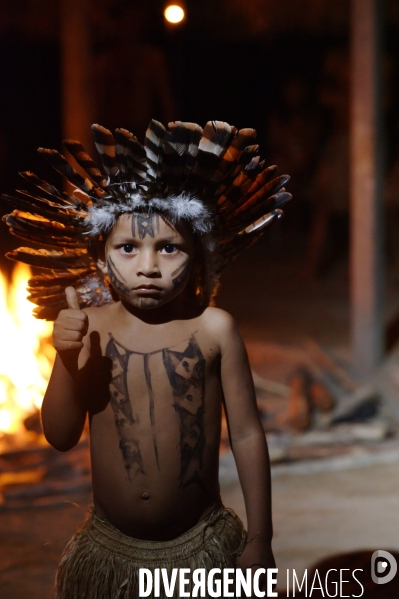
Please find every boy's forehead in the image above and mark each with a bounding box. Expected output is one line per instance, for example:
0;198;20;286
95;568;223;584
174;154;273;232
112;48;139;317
111;212;190;241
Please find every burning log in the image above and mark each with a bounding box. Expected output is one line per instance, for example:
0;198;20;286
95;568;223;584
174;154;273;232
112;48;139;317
0;466;46;488
285;368;313;431
303;339;381;423
251;371;290;397
251;339;383;437
304;339;357;392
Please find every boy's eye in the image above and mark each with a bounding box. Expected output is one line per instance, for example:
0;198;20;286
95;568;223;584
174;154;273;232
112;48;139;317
121;244;135;254
162;244;178;254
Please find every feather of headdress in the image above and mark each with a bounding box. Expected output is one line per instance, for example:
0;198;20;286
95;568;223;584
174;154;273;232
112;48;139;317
211;127;256;185
144;119;166;181
37;148;97;197
230;174;290;217
63;139;107;189
114;128;135;175
6;247;90;270
91;124;118;176
2;193;83;225
19;172;65;201
191;121;234;190
161;128;189;186
226;191;292;232
126;137;148;183
177;122;203;180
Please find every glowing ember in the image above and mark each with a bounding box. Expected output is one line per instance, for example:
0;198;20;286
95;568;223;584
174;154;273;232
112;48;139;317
0;264;55;435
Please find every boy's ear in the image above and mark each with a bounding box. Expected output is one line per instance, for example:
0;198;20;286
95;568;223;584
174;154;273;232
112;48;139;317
96;243;108;275
97;257;108;275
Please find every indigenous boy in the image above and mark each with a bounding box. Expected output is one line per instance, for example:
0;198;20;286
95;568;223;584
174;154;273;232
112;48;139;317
2;119;291;598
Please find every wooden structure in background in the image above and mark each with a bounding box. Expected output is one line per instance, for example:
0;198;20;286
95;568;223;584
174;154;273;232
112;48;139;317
59;0;93;153
350;0;384;378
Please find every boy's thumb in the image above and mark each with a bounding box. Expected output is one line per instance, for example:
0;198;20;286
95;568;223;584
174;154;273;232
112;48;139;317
65;286;80;310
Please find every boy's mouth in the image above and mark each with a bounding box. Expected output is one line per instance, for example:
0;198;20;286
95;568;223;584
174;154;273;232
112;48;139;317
134;284;162;292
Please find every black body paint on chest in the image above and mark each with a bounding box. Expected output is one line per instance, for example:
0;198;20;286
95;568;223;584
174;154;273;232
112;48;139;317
105;336;162;476
105;334;206;491
105;336;146;479
162;336;206;489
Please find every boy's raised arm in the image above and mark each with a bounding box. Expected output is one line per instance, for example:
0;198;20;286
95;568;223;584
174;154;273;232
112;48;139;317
41;287;90;452
216;311;275;573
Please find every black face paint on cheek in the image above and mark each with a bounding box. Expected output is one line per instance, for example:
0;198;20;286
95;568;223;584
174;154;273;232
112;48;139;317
107;257;130;298
108;255;127;282
171;259;191;290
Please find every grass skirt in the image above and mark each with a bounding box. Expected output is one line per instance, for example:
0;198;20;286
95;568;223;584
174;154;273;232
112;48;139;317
54;506;246;598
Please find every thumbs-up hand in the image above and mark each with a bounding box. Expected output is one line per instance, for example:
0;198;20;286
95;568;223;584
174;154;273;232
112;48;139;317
65;286;81;311
53;287;89;358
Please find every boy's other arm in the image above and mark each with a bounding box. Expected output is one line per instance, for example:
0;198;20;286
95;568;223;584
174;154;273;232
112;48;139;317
41;287;89;451
214;310;275;571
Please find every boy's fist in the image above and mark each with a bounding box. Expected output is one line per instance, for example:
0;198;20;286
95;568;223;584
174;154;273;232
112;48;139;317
53;287;88;356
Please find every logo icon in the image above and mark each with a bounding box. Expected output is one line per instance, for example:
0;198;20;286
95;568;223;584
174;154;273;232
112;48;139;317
371;550;397;584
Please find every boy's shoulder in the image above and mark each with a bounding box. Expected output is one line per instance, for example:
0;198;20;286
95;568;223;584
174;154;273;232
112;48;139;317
82;303;236;330
201;306;235;327
200;307;238;344
83;302;116;318
82;302;118;330
80;304;239;350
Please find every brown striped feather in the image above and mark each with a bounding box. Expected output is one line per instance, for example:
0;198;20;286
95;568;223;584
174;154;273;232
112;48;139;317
37;148;97;195
114;128;134;175
91;124;118;176
63;139;107;188
144;119;166;181
230;174;290;217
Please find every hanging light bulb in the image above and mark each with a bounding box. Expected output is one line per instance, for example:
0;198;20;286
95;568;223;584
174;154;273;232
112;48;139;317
164;4;185;25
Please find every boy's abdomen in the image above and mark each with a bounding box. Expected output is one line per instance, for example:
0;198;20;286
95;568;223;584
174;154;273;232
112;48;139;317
90;410;222;540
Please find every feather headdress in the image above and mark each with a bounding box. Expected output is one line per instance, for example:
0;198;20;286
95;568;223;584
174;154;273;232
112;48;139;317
2;119;291;320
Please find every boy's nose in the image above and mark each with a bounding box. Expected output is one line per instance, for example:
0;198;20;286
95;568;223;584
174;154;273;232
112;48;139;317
136;250;160;277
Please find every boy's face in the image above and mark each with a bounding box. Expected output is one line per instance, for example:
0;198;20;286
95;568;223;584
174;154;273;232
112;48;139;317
98;213;194;310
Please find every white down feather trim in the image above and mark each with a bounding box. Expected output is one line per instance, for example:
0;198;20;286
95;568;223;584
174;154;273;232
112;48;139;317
85;192;213;237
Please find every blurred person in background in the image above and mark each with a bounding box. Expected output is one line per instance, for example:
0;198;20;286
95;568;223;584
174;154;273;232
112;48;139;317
267;74;323;234
302;46;350;280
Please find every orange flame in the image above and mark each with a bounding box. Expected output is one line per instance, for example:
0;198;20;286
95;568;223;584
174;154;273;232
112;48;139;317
0;264;55;434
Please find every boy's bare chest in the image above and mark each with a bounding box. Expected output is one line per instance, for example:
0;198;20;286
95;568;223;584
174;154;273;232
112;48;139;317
92;327;221;489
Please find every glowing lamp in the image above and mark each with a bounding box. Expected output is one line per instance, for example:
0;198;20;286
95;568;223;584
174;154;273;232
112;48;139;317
164;4;185;24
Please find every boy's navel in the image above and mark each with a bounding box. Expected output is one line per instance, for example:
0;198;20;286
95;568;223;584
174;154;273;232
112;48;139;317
141;491;150;500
